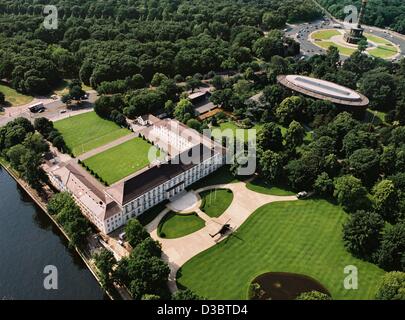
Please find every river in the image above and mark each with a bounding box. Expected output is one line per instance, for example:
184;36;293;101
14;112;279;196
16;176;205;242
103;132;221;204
0;167;107;300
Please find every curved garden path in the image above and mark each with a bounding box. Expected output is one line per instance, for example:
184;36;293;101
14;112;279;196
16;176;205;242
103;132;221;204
145;181;298;293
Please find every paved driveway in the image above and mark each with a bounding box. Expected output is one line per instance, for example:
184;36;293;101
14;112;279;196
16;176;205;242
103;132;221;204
145;181;297;292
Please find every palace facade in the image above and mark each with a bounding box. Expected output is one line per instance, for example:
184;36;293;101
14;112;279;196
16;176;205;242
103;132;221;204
46;116;225;234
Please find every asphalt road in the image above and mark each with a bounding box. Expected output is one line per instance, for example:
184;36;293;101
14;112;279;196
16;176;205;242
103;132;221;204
0;91;98;127
285;18;405;61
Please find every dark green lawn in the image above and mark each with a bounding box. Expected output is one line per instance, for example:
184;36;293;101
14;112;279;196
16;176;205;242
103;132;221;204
137;201;168;226
177;199;385;300
158;212;205;239
188;165;240;190
54;111;130;156
246;177;296;196
200;189;234;218
83;137;157;185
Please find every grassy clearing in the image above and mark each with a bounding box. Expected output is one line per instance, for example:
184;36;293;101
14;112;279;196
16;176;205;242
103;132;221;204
365;34;392;45
83;137;157;185
53;80;93;96
312;29;341;40
177;199;385;300
369;46;398;59
316;42;356;56
211;121;262;142
246;177;296;196
364;109;386;125
0;84;33;107
158;212;205;239
200;189;234;218
54;112;130;156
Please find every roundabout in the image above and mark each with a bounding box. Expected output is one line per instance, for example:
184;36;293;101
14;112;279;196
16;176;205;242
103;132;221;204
309;28;401;60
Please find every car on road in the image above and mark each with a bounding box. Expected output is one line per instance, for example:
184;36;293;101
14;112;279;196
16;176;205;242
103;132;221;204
60;110;67;114
29;103;45;113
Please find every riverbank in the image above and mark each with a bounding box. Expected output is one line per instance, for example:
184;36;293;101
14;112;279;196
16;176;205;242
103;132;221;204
0;158;119;300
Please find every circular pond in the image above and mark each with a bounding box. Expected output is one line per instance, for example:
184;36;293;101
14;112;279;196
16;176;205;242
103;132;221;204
249;272;330;300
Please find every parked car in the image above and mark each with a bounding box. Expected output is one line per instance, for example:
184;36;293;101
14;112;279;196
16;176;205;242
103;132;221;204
118;240;124;246
297;191;308;199
60;110;67;114
29;103;45;113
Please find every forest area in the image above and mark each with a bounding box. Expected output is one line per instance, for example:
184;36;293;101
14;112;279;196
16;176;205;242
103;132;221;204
0;0;320;97
319;0;405;34
0;0;404;300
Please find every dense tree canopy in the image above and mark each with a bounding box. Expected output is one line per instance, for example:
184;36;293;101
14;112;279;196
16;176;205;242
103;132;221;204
0;0;317;96
319;0;405;34
375;272;405;300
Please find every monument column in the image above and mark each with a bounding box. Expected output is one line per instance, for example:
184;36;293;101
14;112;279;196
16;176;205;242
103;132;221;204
344;0;368;44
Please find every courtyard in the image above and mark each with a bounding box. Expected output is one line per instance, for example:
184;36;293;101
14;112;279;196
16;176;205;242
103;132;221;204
82;137;159;185
54;111;131;156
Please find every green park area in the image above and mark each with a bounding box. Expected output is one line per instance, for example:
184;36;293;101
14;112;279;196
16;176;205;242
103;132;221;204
0;84;33;107
313;29;341;40
83;137;158;185
54;111;130;156
53;79;92;96
310;29;399;59
200;189;234;218
177;199;385;299
210;120;312;144
158;212;205;239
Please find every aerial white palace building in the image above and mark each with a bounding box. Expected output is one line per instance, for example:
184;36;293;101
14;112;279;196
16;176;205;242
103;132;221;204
46;116;225;234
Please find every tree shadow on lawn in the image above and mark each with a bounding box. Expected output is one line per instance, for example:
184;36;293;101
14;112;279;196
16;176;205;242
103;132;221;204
247;177;296;196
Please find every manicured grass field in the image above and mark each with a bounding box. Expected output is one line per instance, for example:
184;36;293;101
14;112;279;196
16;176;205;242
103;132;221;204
83;137;157;185
369;46;398;59
365;33;392;45
312;29;341;40
0;84;33;107
246;177;296;196
200;189;234;218
158;212;205;239
316;41;357;56
177;199;385;299
54;112;130;156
